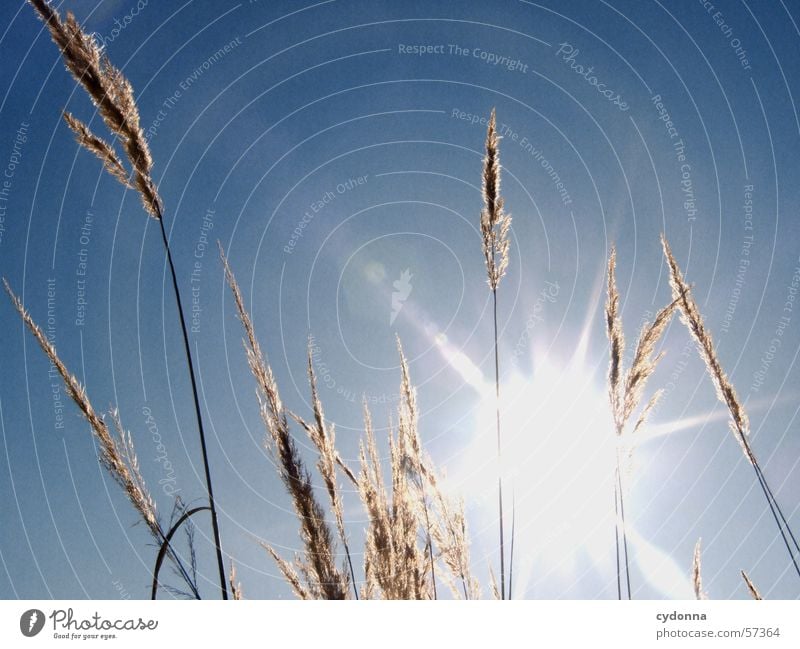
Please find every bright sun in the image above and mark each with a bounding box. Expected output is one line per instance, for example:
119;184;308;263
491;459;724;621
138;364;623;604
435;335;695;599
434;333;618;591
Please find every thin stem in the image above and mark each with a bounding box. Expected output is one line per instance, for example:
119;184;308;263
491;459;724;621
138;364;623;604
157;528;201;600
753;460;800;554
422;496;438;600
492;287;505;600
738;430;800;578
151;506;211;599
617;463;632;599
613;477;622;600
342;537;359;600
509;488;515;600
156;210;228;600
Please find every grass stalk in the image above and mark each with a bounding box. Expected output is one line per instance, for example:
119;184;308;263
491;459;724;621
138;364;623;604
605;245;678;600
662;235;800;581
28;0;229;598
480;108;512;599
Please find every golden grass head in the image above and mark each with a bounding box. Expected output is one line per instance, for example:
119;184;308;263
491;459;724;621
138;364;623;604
3;278;159;537
605;246;677;437
29;0;161;218
661;235;751;450
692;538;707;600
480;108;512;291
220;246;348;599
740;570;763;600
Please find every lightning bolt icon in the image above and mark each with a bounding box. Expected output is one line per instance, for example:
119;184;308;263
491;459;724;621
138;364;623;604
28;611;38;632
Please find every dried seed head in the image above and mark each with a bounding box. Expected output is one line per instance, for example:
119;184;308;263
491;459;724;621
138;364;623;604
692;539;707;600
30;0;162;218
661;235;751;446
740;570;763;600
480;108;512;291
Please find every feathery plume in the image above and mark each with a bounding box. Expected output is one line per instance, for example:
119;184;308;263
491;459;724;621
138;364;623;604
357;402;394;598
4;279;158;534
429;479;480;600
29;0;161;217
692;539;707;600
480;108;511;599
489;566;501;600
62;111;133;189
606;246;678;436
396;338;437;597
303;345;359;598
28;0;231;598
260;543;312;600
605;246;678;601
220;246;347;599
662;235;800;580
661;235;750;447
480;108;512;290
740;570;763;600
606;247;625;434
229;562;243;601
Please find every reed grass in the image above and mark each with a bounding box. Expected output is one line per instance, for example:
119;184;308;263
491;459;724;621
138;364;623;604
13;3;795;600
480;107;512;599
229;563;243;601
3;279;200;598
741;570;763;600
28;0;228;599
219;241;479;599
605;247;679;599
220;244;349;599
692;539;707;600
662;235;800;581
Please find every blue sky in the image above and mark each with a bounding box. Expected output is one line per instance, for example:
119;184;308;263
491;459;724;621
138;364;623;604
1;0;799;599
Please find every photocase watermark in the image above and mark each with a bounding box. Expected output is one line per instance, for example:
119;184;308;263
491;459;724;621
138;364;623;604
398;42;529;73
93;0;149;49
283;175;369;255
42;278;66;431
20;609;45;637
142;405;181;497
720;184;755;334
751;255;800;393
74;209;94;327
511;279;560;362
112;577;131;600
308;334;400;405
44;608;158;640
452;109;574;207
190;206;215;334
145;37;243;142
698;1;753;71
651;93;696;223
661;338;696;402
555;42;629;111
0;120;30;247
390;268;413;325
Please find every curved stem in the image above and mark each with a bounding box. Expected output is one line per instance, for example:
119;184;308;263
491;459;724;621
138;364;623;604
156;210;228;600
152;506;212;599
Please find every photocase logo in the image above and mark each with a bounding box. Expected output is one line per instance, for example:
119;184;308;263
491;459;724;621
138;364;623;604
20;609;45;637
390;268;413;325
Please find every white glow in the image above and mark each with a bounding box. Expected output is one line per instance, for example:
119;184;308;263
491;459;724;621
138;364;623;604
434;334;491;394
439;349;620;595
629;529;694;599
